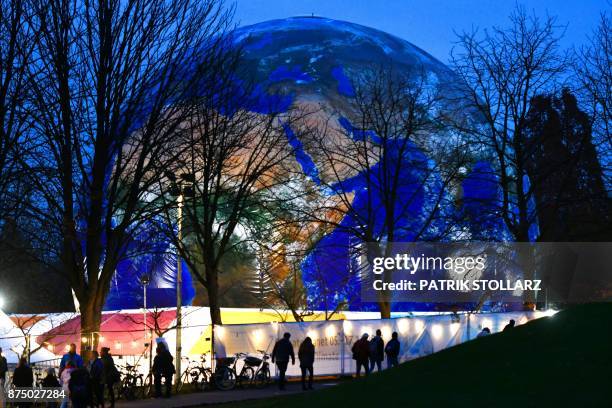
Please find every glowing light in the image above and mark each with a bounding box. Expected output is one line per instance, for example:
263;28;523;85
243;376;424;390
114;342;122;350
82;337;88;343
306;330;318;340
64;345;70;351
215;326;225;340
0;296;4;309
381;326;392;340
543;309;558;317
131;341;138;348
99;336;105;342
252;329;264;345
343;320;353;335
325;325;336;338
481;318;492;330
397;319;409;335
431;324;443;339
47;344;54;352
413;320;424;332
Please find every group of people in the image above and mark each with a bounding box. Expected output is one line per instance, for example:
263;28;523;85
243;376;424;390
351;330;401;377
271;333;315;391
270;329;402;390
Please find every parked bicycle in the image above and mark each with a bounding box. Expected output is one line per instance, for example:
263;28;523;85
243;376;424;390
117;364;145;400
213;350;271;391
176;356;212;393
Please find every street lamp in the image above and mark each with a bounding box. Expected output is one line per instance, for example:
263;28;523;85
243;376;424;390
165;171;195;386
140;274;151;344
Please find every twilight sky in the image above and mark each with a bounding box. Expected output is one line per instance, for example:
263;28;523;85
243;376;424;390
233;0;609;63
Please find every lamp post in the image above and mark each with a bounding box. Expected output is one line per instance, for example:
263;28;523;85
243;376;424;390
140;274;151;346
165;171;195;387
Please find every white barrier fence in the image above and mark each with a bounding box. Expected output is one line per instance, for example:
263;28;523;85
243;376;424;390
214;311;548;377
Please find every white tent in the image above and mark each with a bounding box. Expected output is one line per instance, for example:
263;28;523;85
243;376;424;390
0;309;56;364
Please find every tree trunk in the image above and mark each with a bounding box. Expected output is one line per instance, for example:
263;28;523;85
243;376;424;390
206;269;222;325
80;296;103;360
378;301;391;319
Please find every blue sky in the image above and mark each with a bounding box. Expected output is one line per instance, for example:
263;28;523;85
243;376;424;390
233;0;609;63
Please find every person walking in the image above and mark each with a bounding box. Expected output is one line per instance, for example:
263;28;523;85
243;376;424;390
271;332;295;390
88;350;104;407
368;329;384;372
298;337;315;390
60;343;83;373
152;343;175;398
100;347;118;408
41;368;60;408
0;347;7;390
351;333;370;377
384;332;400;369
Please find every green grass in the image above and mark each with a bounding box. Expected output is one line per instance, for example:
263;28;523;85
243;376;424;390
218;303;612;407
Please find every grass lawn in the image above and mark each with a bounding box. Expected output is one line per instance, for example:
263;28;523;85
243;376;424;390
218;303;612;407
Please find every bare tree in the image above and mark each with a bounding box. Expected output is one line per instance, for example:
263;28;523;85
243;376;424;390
575;10;612;173
20;0;234;354
302;66;472;318
450;6;568;244
0;0;36;222
156;65;302;325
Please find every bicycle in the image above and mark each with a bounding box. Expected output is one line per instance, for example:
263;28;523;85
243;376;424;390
213;353;252;391
117;364;144;400
213;351;271;390
251;350;272;389
176;356;212;393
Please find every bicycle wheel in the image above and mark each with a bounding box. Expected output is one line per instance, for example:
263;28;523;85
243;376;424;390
214;366;236;391
192;368;210;392
237;366;255;388
254;366;271;389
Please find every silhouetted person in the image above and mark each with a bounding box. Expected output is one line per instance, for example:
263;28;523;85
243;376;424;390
272;332;295;390
42;368;60;408
369;329;384;372
68;366;91;408
100;347;118;407
12;357;34;387
352;333;370;377
153;343;175;398
60;343;83;373
503;319;515;332
477;327;491;338
298;337;315;390
88;350;104;407
0;347;7;389
384;331;400;368
12;357;34;408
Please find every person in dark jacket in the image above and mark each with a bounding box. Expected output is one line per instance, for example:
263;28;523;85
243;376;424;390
271;332;295;390
100;347;118;407
368;329;384;372
351;333;370;377
12;357;34;407
42;368;61;408
12;357;34;387
503;319;515;332
298;337;315;390
384;331;400;368
152;343;175;398
59;343;84;373
88;350;104;407
68;367;91;408
0;347;7;389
